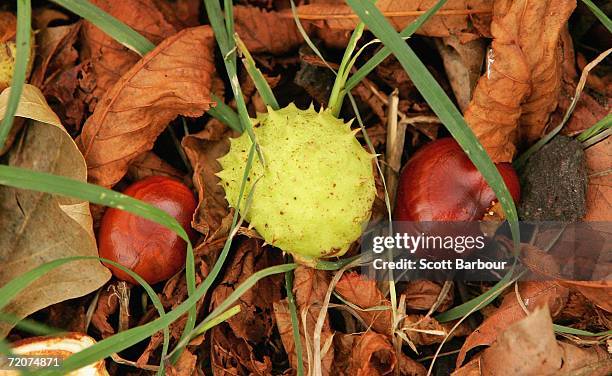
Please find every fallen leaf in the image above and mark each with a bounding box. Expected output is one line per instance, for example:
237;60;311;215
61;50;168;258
479;306;611;375
182;125;235;240
294;0;493;42
211;324;273;375
584;136;612;220
79;0;177;111
347;332;397;376
127;151;184;182
79;25;216;187
403;314;470;346
402;280;453;312
167;348;197;376
456;280;569;367
0;85;110;337
335;272;392;335
282;266;335;375
434;36;486;112
464;0;576;162
90;283;119;337
560;280;612;313
234;5;306;55
210;238;283;343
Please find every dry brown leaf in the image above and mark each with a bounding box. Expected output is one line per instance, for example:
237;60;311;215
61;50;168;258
0;85;110;337
127;151;184;182
584;137;612;220
456;280;569;366
234;5;306;55
166;348;197;376
79;0;177;111
211;324;273;375
479;306;611;375
30;22;84;129
294;0;493;41
335;272;392;335
403;314;471;346
435;36;486;112
560;280;612;313
347;332;397;376
289;266;335;375
182;125;235;240
210;238;283;343
90;283;120;337
402;280;453;312
79;26;215;187
464;0;576;162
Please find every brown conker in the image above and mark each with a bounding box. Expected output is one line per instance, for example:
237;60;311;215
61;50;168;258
98;176;196;285
395;138;520;221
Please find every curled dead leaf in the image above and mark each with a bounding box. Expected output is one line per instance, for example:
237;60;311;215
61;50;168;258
464;0;576;162
457;280;569;367
79;26;216;187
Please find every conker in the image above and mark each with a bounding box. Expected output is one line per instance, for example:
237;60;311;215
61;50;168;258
98;176;196;285
395;138;520;221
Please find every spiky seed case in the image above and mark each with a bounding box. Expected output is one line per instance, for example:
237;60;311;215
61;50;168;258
217;104;376;263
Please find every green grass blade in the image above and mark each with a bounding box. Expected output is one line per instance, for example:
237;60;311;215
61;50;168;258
50;0;154;54
234;34;280;110
577;113;612;142
581;0;612;33
0;0;31;151
285;267;304;376
209;94;242;131
204;0;261;159
328;22;365;116
346;0;520;254
344;0;448;93
553;325;612;337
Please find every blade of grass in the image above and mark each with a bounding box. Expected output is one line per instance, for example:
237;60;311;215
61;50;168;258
577;113;612;142
285;265;304;376
204;0;260;156
581;0;612;33
49;0;154;54
209;94;242;131
234;34;280;110
554;325;612;337
346;0;520;254
0;0;31;151
328;22;365;116
343;0;448;93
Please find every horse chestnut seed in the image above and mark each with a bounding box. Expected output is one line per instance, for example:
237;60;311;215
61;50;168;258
395;138;520;221
98;176;196;284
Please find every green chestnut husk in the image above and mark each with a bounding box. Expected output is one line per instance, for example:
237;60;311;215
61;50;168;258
217;104;376;264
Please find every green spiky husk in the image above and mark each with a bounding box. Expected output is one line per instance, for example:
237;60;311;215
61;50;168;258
217;104;376;263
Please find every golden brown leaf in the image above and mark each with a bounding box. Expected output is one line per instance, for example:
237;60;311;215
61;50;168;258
560;280;612;313
456;281;569;366
182;125;235;240
234;5;306;55
585;137;612;220
294;0;493;41
335;272;393;335
79;0;177;111
79;26;215;187
464;0;576;162
127;151;184;182
210;239;283;343
402;280;453;312
479;306;611;375
347;332;397;376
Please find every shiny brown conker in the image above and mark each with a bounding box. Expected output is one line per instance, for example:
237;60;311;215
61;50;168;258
98;176;196;284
